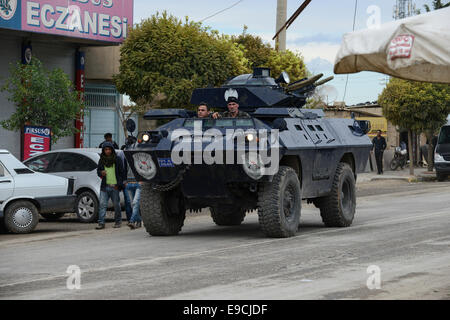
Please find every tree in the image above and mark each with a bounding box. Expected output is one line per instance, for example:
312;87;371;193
232;27;308;82
114;12;249;110
0;58;84;144
423;0;450;12
378;78;450;174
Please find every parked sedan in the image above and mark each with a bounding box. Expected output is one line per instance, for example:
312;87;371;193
0;150;75;233
24;148;125;223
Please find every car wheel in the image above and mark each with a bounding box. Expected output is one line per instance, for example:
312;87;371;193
4;200;39;234
40;213;66;221
76;191;99;223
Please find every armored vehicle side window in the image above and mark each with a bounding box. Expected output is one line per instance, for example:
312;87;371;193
183;119;202;128
235;119;254;127
214;119;234;127
24;153;58;173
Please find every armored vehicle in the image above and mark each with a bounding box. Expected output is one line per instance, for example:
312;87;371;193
124;68;372;238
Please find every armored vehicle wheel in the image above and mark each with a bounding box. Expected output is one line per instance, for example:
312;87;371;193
210;205;246;226
257;166;301;238
316;162;356;227
140;184;186;236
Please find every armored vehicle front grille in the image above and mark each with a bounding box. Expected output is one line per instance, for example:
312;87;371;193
443;155;450;161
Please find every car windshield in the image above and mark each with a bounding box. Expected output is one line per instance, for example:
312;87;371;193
183;119;254;129
438;126;450;144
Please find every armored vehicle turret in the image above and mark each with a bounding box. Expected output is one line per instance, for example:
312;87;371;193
124;68;372;238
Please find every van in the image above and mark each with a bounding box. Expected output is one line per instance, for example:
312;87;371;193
434;116;450;181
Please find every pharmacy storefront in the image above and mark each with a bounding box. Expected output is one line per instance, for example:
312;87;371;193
0;0;133;158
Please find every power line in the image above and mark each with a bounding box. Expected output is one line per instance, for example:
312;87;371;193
342;0;358;102
200;0;245;22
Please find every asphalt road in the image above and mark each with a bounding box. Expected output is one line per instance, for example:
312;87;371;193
0;180;449;300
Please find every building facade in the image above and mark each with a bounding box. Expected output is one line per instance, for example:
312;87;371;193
0;0;133;158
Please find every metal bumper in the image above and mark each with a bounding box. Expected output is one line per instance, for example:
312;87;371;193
36;195;77;214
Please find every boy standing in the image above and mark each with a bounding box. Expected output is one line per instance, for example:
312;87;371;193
96;142;125;229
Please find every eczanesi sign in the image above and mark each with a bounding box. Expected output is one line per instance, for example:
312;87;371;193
0;0;133;43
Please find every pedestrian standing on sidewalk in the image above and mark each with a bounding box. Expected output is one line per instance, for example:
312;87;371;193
117;148;132;222
371;130;387;174
99;133;119;149
96;142;125;230
124;161;142;230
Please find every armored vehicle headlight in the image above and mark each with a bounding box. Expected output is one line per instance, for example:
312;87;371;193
132;152;157;180
142;134;150;142
241;152;265;180
246;133;254;142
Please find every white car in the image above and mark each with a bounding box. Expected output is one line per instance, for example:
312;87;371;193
24;148;125;223
0;150;76;234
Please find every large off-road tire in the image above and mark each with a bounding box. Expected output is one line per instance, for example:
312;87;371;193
257;166;301;238
210;205;246;226
140;183;186;236
75;191;99;223
40;213;66;221
4;200;39;234
316;162;356;227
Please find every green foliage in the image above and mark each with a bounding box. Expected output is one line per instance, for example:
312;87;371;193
231;26;273;69
114;12;249;109
232;27;308;82
266;49;307;83
424;0;450;12
379;78;450;132
0;58;83;144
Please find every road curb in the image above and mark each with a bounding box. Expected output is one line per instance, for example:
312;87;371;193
370;175;436;183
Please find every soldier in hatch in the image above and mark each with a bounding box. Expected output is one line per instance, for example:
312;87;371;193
212;97;251;119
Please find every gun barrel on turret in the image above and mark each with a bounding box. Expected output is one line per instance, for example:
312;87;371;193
286;73;323;92
314;76;334;87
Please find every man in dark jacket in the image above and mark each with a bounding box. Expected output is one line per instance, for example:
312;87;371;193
99;133;119;149
372;130;387;174
95;142;125;229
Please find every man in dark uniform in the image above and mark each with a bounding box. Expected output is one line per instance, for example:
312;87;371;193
371;130;387;174
212;97;251;119
197;102;211;118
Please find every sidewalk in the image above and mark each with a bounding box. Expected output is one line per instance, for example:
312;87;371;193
357;167;437;183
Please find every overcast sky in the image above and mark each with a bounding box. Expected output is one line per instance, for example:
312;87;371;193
132;0;431;105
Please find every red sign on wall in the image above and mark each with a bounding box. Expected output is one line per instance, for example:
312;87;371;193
75;51;85;148
23;125;52;160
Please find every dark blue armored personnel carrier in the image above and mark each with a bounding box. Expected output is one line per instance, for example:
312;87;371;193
124;68;372;238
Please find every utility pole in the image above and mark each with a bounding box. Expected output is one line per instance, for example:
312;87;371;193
275;0;287;52
393;0;415;19
273;0;312;52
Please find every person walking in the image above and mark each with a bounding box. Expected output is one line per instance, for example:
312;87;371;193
99;133;119;149
96;142;125;229
371;130;387;174
125;164;142;230
117;148;132;222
